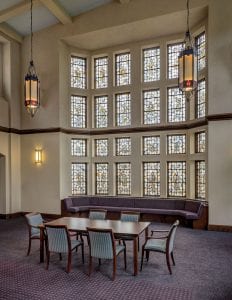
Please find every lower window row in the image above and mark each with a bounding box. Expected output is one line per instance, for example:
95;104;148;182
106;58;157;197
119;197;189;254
71;161;206;199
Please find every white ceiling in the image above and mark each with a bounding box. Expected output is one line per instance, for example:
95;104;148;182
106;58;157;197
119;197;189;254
0;0;113;36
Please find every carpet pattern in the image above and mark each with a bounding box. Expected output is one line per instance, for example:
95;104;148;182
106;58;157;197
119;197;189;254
0;217;232;300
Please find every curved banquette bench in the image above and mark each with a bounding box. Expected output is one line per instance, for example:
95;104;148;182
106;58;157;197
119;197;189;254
61;196;208;229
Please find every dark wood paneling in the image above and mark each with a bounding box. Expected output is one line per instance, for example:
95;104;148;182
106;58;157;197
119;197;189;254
208;224;232;232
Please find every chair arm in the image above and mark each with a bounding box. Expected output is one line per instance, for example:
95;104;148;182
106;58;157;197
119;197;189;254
147;235;168;240
151;229;169;236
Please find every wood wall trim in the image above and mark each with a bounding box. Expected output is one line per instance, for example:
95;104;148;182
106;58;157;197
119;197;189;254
207;113;232;121
208;224;232;232
0;212;22;219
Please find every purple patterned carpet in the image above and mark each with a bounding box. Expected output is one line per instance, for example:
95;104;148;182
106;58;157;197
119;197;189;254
0;217;232;300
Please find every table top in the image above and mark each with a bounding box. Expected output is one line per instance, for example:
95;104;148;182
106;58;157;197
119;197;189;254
44;217;150;237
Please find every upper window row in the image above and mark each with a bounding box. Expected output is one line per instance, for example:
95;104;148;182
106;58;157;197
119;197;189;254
71;32;206;89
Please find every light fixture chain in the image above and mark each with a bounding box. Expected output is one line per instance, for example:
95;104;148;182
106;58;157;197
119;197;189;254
187;0;190;33
30;0;33;62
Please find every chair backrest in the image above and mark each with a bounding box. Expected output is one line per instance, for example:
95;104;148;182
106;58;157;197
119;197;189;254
45;225;70;253
121;211;140;222
87;227;115;260
167;220;179;254
89;209;107;220
25;212;43;236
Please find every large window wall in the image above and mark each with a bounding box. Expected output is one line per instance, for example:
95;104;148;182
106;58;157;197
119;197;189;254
70;28;207;200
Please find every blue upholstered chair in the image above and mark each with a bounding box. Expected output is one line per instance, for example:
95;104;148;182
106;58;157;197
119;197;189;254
89;209;107;220
87;227;127;280
45;224;84;273
140;220;179;274
120;211;140;251
25;212;44;256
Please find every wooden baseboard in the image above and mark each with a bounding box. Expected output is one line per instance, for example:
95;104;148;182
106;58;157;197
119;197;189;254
0;212;23;219
208;224;232;232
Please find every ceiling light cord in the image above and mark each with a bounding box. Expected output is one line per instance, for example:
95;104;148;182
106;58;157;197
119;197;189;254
30;0;33;63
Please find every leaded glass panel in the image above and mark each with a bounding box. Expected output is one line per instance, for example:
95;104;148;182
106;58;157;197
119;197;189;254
196;32;206;71
167;134;186;154
95;163;108;195
167;43;184;79
143;47;160;82
116;163;131;195
168;87;186;122
71;56;86;89
71;95;86;128
95;96;108;128
195;132;206;153
72;163;87;195
95;139;108;157
168;161;186;197
143;136;160;155
116;137;131;156
143;162;160;196
116;93;131;126
71;139;87;156
195;161;206;199
196;79;206;118
94;57;108;89
143;90;160;124
115;53;131;86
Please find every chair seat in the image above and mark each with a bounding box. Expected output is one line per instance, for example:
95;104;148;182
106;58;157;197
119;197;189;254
116;244;125;255
71;240;82;250
144;239;166;252
31;232;40;238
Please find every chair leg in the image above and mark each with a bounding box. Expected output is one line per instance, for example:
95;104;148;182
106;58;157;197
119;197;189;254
59;253;62;261
89;255;92;277
123;248;127;270
146;250;150;261
81;244;85;264
166;252;172;275
27;238;31;256
67;252;72;273
171;252;175;266
98;258;101;266
112;256;116;281
140;246;144;271
46;251;50;270
138;237;140;252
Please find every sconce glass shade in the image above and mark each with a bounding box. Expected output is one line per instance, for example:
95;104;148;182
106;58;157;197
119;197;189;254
178;46;197;92
35;149;42;164
24;60;40;117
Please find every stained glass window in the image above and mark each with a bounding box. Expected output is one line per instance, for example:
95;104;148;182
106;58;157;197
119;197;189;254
196;32;206;71
94;57;108;89
116;163;131;195
195;161;206;199
143;136;160;155
143;47;160;82
115;53;131;86
116;137;131;156
143;162;160;196
195;131;206;153
168;161;186;197
95;96;108;128
72;163;87;195
71;56;87;89
71;139;87;156
71;95;86;128
95;139;108;156
167;43;184;79
167;87;186;122
143;89;160;124
116;93;131;126
196;79;206;118
95;163;108;194
167;134;186;154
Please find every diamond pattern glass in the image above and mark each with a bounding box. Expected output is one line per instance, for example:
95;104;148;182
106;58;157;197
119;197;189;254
72;163;87;195
168;161;186;197
94;57;108;89
116;163;131;195
143;162;160;196
115;53;131;86
143;47;160;82
71;56;86;89
168;87;186;122
71;95;86;128
143;89;160;124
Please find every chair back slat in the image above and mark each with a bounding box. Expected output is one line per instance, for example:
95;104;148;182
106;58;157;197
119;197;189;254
167;220;179;254
45;226;69;253
87;228;114;259
89;210;106;220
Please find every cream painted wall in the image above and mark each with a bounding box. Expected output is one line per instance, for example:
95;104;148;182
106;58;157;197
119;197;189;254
21;133;60;214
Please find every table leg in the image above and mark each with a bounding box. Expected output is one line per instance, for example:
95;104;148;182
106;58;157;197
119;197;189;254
40;228;44;263
133;237;138;276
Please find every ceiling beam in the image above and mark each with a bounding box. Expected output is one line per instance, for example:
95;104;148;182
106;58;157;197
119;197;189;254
0;23;23;43
39;0;72;25
0;0;40;24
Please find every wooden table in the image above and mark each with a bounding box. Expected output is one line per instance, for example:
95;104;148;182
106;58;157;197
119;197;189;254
40;217;150;276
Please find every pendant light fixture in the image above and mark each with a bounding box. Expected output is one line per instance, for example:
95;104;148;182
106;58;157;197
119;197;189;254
178;0;197;95
24;0;40;117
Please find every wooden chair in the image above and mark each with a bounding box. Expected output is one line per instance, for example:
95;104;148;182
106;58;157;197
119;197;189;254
140;220;180;274
25;212;44;256
45;224;84;273
87;227;127;280
120;211;140;251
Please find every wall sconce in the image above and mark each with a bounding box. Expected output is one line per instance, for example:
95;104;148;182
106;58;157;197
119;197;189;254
35;149;42;164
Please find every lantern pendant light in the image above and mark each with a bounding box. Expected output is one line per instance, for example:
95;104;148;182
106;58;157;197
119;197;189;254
178;0;197;95
24;0;40;117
